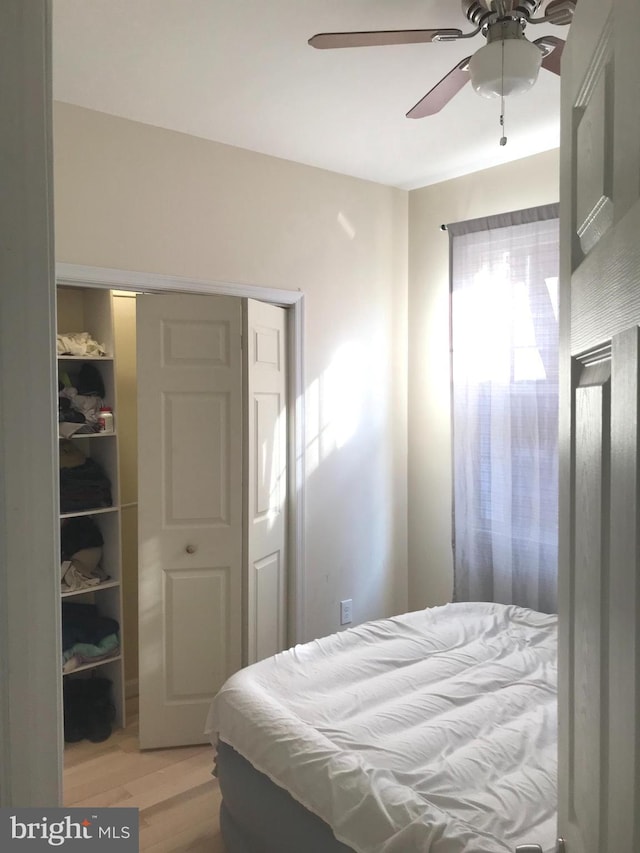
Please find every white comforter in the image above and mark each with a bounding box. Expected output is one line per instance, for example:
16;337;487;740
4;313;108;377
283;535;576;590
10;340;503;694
206;601;557;853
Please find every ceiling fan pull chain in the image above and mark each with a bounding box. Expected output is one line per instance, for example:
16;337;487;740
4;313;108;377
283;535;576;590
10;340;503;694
500;108;507;145
499;39;508;145
500;109;507;145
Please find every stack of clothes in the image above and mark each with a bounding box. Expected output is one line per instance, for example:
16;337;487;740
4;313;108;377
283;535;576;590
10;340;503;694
58;359;106;438
62;601;120;674
59;440;112;513
61;516;110;593
57;331;106;358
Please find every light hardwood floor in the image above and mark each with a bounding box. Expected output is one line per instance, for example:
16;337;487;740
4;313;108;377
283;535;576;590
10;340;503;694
63;697;226;852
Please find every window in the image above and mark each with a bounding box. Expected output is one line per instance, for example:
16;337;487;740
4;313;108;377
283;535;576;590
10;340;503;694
449;205;559;613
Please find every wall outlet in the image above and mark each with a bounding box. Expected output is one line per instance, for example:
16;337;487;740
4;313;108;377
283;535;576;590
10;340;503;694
340;599;353;625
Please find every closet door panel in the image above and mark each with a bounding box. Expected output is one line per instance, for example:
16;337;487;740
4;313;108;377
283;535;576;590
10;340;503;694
137;293;242;749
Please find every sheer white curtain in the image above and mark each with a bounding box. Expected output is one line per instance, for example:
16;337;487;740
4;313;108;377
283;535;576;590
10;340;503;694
449;205;559;613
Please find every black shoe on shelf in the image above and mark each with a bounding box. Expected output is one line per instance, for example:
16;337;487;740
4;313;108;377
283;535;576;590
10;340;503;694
63;676;116;743
83;677;116;743
63;679;87;743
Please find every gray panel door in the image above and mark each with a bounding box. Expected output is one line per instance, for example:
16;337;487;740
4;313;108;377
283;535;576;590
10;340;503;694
558;1;640;851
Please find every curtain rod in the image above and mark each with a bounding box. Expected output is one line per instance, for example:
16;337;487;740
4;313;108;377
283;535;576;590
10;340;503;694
444;203;559;237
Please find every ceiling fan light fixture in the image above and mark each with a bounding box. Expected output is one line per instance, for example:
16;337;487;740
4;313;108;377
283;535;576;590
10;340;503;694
469;33;542;98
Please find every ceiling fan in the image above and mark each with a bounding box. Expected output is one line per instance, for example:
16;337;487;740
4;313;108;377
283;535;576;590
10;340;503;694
308;1;577;120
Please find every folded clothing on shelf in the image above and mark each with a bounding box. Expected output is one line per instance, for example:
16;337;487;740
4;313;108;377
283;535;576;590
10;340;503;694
59;441;112;512
60;517;109;592
58;361;106;436
62;601;119;650
63;633;120;673
57;332;106;358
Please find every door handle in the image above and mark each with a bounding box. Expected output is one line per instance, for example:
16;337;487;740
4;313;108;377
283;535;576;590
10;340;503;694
185;544;197;554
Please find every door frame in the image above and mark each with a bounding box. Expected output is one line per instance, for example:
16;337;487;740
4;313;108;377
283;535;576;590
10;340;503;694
0;0;61;809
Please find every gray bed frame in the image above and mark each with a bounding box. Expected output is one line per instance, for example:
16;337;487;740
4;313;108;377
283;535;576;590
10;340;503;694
216;739;356;853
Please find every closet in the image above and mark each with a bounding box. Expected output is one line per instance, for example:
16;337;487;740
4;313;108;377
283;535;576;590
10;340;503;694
57;278;290;754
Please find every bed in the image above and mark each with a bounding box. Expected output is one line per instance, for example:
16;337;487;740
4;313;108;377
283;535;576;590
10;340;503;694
205;601;557;853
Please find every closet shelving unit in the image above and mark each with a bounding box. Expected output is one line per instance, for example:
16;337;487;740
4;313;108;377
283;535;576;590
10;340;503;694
57;285;125;729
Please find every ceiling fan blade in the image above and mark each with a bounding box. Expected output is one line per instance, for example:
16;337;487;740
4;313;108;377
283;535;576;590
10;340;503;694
542;0;577;26
308;28;463;49
406;57;471;118
534;36;565;75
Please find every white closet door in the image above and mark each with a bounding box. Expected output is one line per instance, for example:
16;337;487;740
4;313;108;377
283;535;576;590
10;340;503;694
244;299;288;664
136;293;242;748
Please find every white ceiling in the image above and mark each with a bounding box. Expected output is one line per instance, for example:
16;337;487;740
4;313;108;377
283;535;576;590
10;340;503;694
52;0;565;190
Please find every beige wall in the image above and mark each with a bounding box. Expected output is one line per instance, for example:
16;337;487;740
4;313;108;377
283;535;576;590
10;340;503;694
407;148;560;609
53;102;409;643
